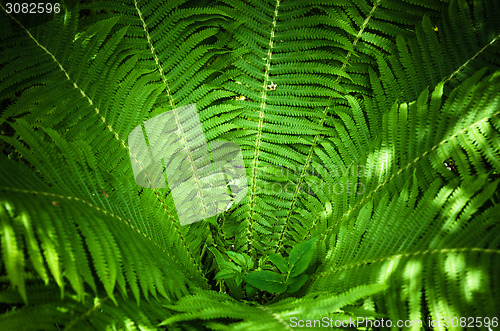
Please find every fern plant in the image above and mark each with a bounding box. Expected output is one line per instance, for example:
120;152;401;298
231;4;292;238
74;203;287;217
0;0;499;329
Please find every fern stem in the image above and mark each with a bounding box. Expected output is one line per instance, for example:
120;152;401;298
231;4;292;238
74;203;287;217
257;305;292;330
246;0;281;254
65;295;110;330
274;0;384;253
132;0;210;286
134;0;212;214
444;34;500;83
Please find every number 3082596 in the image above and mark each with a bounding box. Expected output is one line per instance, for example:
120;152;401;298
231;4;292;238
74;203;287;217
5;3;61;14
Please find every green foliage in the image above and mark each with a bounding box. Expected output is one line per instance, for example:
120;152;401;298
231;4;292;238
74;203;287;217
215;237;317;294
288;237;317;278
160;284;386;329
245;270;286;294
0;0;499;330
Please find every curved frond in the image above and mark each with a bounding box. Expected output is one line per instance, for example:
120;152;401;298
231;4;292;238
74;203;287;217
0;0;498;329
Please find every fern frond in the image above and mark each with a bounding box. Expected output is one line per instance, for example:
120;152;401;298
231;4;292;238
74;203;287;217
0;0;499;329
161;284;384;329
372;0;500;111
310;175;500;324
0;155;189;304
